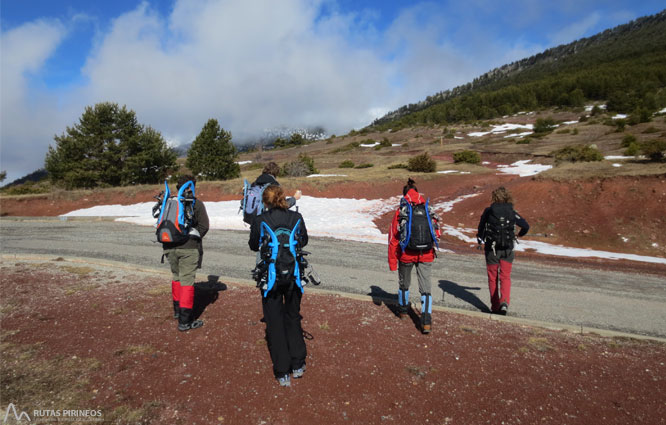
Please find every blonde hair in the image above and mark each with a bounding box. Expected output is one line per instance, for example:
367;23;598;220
491;186;513;204
262;185;289;210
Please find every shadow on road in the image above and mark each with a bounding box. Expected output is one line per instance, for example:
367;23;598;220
193;275;228;319
438;280;490;313
369;285;421;332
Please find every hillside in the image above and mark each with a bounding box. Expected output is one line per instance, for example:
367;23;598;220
372;9;666;130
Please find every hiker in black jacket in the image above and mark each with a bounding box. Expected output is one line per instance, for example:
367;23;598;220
163;175;209;331
476;186;529;316
249;184;309;387
253;162;301;208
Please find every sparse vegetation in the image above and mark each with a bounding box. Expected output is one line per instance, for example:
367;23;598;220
388;163;408;169
338;160;355;168
621;134;637;147
453;150;481;164
407;152;437;172
534;117;557;134
551;145;603;164
281;153;319;177
355;163;374;169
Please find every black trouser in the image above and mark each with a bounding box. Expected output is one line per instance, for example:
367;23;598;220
262;282;307;377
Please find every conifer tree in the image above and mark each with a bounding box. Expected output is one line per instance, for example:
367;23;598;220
186;119;240;180
44;102;176;189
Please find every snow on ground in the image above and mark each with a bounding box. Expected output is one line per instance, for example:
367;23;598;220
468;123;533;137
432;194;479;212
496;160;552;177
63;194;666;264
504;131;533;138
612;114;627;120
236;161;252;165
604;155;646;160
360;142;379;147
562;120;579;125
612;164;623;167
658;107;666;114
306;174;348;178
436;170;470;175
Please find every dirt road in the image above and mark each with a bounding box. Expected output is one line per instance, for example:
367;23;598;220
1;218;665;338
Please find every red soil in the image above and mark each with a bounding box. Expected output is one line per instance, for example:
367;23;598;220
2;262;665;425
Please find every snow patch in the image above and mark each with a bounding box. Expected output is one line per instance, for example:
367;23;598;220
496;160;552;177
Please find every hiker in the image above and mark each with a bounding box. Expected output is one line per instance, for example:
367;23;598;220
476;186;529;315
249;184;309;387
252;162;301;209
158;175;210;331
388;178;441;334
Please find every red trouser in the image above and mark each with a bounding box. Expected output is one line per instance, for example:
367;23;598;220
485;248;515;312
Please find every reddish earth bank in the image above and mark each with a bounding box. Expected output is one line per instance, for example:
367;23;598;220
1;262;665;425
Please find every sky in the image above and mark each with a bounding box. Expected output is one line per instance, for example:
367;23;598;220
2;0;665;183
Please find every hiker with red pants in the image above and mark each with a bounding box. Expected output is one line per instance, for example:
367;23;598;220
162;175;210;331
476;186;529;316
249;185;309;387
388;178;441;334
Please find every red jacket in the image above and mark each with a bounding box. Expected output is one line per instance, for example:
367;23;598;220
388;189;441;271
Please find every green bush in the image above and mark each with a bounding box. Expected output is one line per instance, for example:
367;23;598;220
388;163;408;169
281;153;319;177
614;119;626;132
2;181;51;195
516;138;531;144
338;160;355;168
572;128;579;135
640;140;666;161
407;152;437;172
621;134;637;148
624;142;640;156
331;142;360;153
556;128;571;134
534;117;557;133
452;150;481;164
551;145;603;164
355;163;374;169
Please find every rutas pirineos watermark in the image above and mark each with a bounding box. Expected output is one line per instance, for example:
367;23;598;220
3;403;104;423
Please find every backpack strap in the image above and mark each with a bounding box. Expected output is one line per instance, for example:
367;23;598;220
156;180;171;226
424;198;439;249
399;198;413;251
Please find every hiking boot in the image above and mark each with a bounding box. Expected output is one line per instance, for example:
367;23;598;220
499;302;508;316
398;305;409;320
178;320;204;332
292;365;306;379
172;301;180;320
277;374;291;387
421;312;432;334
178;307;204;332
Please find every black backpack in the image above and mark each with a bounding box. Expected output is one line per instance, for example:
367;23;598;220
399;199;438;252
258;216;303;294
484;203;516;250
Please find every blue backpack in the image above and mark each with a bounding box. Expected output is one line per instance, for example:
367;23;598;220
155;180;196;244
258;218;303;296
240;179;270;224
399;198;439;252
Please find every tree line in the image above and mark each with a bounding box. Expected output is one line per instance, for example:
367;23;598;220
44;102;240;189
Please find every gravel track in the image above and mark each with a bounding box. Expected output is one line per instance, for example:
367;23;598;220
1;218;665;338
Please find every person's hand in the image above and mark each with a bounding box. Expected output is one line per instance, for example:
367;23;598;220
293;189;302;200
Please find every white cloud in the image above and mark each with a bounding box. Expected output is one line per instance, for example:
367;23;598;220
549;12;601;45
1;19;70;182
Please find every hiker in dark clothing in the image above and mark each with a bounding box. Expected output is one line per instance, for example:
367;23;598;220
476;186;529;316
163;175;210;331
388;178;441;334
253;162;301;208
249;185;309;387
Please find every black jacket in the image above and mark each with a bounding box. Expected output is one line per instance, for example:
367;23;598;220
477;202;529;247
252;173;297;209
249;208;308;252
